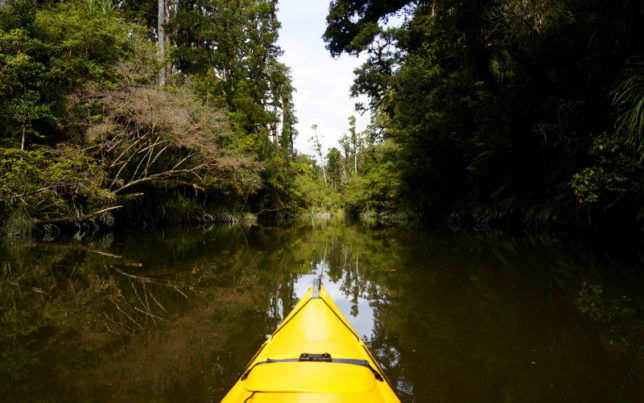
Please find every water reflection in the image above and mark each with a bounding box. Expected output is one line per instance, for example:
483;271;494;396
292;260;378;340
0;221;643;402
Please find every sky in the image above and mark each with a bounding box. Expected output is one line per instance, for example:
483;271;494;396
276;0;371;158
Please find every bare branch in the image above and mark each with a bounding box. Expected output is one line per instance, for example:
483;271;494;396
34;205;124;224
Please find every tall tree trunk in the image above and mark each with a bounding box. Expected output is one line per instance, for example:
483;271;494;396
157;0;166;86
341;161;348;183
21;125;26;151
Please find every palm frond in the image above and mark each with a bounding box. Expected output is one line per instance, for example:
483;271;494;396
613;60;644;154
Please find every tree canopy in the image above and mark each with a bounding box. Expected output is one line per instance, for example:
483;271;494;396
0;0;301;233
324;0;644;231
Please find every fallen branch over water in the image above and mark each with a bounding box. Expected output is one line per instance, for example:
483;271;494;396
33;205;124;224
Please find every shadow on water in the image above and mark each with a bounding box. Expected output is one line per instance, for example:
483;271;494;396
1;219;643;402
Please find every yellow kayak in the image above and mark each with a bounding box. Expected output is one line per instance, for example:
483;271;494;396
221;282;400;402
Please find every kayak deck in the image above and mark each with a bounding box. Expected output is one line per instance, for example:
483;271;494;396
221;285;400;402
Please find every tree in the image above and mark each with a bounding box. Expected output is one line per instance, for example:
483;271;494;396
157;0;166;86
0;0;305;227
342;139;402;213
0;5;50;148
324;0;644;230
9;91;56;150
326;147;344;189
167;0;294;149
324;0;409;57
0;0;140;147
339;115;363;175
309;124;327;185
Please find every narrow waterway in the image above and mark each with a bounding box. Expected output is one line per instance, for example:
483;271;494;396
1;220;642;402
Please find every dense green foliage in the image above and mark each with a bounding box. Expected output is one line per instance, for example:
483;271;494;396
0;146;112;235
2;0;643;236
169;0;297;150
0;0;300;234
113;0;297;154
324;0;644;231
0;0;138;148
290;117;405;216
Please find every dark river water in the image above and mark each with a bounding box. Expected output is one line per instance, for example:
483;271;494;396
1;219;643;402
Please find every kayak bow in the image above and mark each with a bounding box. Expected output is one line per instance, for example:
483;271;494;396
221;283;400;402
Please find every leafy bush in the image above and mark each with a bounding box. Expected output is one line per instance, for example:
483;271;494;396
0;0;146;147
0;146;113;234
343;140;403;213
571;133;642;205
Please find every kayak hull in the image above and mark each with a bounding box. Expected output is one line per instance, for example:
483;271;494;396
221;285;400;402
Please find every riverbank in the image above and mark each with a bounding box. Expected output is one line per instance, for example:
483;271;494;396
3;201;642;257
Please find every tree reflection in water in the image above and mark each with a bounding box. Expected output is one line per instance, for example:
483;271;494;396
1;220;642;402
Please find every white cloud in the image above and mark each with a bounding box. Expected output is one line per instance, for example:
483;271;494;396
276;0;371;160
